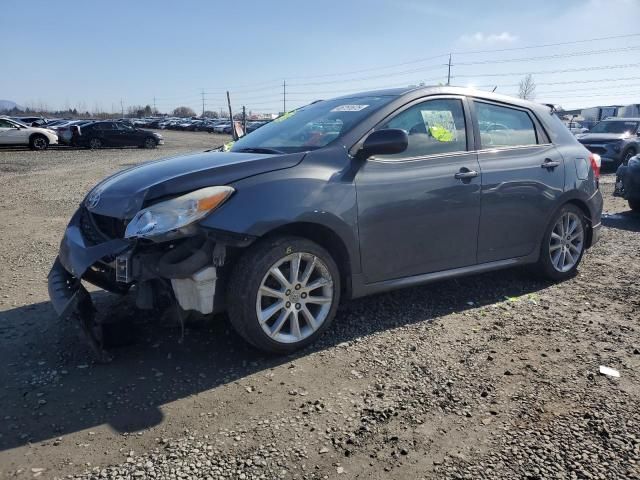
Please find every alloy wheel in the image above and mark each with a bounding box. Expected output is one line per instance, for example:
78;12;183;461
33;137;47;150
145;138;157;149
549;211;584;273
89;138;101;149
256;252;334;344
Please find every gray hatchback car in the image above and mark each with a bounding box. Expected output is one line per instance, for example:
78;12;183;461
48;86;603;359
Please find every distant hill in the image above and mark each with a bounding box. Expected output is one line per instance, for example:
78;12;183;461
0;100;23;112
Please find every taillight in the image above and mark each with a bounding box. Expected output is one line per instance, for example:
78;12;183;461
589;153;601;185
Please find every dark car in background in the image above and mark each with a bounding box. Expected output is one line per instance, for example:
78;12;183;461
615;153;640;211
577;118;640;168
75;121;164;149
48;86;602;360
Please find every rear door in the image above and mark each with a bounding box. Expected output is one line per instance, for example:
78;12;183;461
99;122;120;146
471;100;565;263
355;96;481;283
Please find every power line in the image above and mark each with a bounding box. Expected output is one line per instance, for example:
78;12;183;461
453;45;640;67
230;32;640;84
453;62;640;78
451;32;640;55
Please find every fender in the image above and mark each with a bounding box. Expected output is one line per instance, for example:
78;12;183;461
200;149;362;274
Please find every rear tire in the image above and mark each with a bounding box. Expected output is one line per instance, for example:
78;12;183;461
535;204;587;281
88;138;102;149
227;235;341;354
629;199;640;212
29;134;49;151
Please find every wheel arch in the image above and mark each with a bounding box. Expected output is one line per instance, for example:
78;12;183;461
260;222;353;299
562;199;594;248
29;132;47;142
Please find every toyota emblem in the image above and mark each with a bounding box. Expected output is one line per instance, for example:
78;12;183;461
86;188;103;209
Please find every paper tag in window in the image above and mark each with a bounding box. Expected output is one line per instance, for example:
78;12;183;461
331;104;369;112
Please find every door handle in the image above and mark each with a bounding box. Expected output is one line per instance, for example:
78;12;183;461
454;168;479;180
541;158;560;169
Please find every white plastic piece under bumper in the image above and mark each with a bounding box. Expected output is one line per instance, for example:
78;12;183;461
170;266;217;314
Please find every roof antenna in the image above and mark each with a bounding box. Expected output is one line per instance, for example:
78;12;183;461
492;86;498;92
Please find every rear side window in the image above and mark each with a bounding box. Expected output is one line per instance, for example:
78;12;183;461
474;101;538;148
376;98;467;160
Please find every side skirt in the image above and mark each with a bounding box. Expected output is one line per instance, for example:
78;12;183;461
350;253;538;299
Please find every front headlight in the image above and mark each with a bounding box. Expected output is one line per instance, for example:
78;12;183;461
124;186;234;239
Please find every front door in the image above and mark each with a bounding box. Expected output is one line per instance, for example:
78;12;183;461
115;122;141;146
355;97;481;283
472;100;566;263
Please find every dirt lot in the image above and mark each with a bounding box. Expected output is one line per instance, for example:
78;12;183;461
0;131;638;479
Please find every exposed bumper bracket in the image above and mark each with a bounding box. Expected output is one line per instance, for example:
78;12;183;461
48;257;113;363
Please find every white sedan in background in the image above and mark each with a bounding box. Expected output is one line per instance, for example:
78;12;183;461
0;117;58;150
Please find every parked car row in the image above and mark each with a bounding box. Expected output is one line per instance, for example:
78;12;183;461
0;117;164;150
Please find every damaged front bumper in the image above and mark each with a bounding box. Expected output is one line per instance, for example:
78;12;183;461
48;206;251;360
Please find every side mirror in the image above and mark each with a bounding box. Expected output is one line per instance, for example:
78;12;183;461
359;128;408;159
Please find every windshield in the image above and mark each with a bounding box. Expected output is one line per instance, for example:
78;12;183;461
10;119;28;127
590;120;639;134
231;95;395;153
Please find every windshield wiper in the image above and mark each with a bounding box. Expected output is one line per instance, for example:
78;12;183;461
235;147;285;154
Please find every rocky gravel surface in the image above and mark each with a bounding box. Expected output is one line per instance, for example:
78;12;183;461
0;135;638;479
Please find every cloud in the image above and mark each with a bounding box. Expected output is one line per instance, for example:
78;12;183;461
459;32;518;45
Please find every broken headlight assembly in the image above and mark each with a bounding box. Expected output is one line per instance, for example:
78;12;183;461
124;186;234;239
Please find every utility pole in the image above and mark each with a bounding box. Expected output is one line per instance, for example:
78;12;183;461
120;99;124;118
282;80;286;113
447;54;452;86
201;89;206;117
242;105;246;136
153;96;157;114
226;91;237;141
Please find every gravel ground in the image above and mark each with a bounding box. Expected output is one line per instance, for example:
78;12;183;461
0;133;638;479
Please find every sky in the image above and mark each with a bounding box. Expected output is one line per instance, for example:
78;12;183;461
2;0;640;114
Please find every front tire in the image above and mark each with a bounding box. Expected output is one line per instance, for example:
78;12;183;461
227;236;341;354
143;137;157;149
622;148;637;166
29;134;49;151
535;204;587;281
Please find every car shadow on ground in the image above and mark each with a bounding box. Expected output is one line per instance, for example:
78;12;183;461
602;210;640;233
0;266;549;452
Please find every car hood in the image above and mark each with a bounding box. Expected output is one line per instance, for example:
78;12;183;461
85;150;305;219
576;133;628;143
31;126;57;136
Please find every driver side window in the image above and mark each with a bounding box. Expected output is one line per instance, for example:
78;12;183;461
0;119;14;128
375;98;467;160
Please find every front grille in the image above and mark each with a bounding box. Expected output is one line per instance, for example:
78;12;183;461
93;212;127;239
79;207;126;245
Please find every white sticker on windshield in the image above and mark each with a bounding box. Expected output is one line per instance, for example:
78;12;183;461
331;104;369;112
